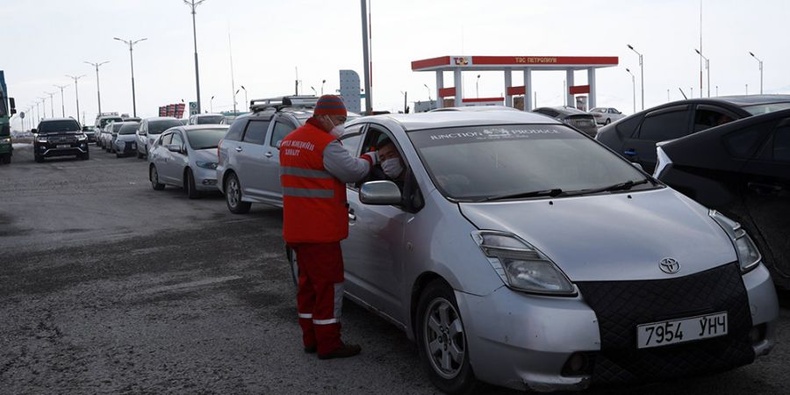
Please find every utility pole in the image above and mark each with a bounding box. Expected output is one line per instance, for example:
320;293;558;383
65;74;86;120
85;60;110;115
54;84;69;117
183;0;206;114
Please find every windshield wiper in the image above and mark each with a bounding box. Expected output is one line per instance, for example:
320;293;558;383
566;179;650;196
483;188;564;202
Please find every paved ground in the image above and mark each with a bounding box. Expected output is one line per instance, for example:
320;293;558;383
1;144;788;394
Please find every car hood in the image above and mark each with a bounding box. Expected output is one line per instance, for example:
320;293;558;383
458;188;736;282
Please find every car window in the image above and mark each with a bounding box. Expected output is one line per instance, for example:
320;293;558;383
38;120;80;132
773;125;790;162
197;115;224;124
724;122;772;159
225;118;247;141
187;128;227;150
119;123;139;135
149;120;182;135
172;133;184;148
339;124;365;156
160;133;173;145
242;120;269;145
270;120;295;148
637;110;688;141
410;124;649;201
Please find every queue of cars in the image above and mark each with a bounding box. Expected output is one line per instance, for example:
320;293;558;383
31;95;785;394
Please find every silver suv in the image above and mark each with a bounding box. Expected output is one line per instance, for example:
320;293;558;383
216;96;318;213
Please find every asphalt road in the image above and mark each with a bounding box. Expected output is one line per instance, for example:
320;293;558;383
1;143;788;394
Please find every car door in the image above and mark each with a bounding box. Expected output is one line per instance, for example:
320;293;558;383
157;132;179;184
167;131;189;186
235;119;271;201
624;105;690;173
343;124;410;321
258;117;297;205
740;121;790;281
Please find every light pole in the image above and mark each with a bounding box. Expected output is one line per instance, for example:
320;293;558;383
65;74;85;120
321;80;326;95
749;51;763;94
45;91;56;117
625;68;636;113
627;44;644;110
476;74;480;98
39;97;47;120
694;49;710;97
114;37;146;117
424;83;432;102
310;86;318;96
400;91;408;113
84;60;109;116
54;84;68;117
210;95;214;113
183;0;207;114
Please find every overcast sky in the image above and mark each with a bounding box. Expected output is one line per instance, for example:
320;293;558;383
6;0;789;128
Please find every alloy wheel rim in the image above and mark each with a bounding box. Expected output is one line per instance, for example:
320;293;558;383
423;297;465;379
228;178;240;207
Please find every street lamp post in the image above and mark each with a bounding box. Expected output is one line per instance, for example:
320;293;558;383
625;68;636;113
45;91;56;117
210;95;214;113
54;84;68;117
84;60;110;116
65;74;85;120
476;74;480;98
321;80;326;95
694;49;710;97
424;83;432;102
310;86;317;96
240;86;247;110
114;37;146;117
749;52;763;94
183;0;207;114
627;44;644;110
39;97;47;120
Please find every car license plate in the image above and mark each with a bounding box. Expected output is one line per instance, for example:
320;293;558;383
637;311;727;349
57;144;70;149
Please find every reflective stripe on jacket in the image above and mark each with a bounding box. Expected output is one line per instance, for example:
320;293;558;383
280;122;348;243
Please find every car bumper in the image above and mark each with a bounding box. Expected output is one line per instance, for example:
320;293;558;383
455;262;777;392
114;141;138;155
36;143;89;157
194;167;219;191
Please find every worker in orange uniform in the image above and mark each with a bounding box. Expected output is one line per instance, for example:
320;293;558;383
279;95;375;359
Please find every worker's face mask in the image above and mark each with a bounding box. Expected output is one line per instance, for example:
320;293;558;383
381;157;403;179
325;116;345;138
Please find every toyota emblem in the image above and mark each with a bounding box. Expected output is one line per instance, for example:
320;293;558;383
659;258;680;274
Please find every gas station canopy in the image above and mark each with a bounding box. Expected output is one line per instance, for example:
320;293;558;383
411;55;619;110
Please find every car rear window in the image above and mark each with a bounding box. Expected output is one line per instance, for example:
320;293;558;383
187;128;228;150
149;120;183;134
742;102;790;115
119;123;139;135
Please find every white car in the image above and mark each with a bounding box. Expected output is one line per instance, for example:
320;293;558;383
589;107;626;125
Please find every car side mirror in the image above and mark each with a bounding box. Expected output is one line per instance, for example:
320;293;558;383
31;128;37;133
360;180;402;205
166;144;182;153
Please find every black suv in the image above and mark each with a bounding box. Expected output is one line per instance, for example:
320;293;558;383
32;118;89;162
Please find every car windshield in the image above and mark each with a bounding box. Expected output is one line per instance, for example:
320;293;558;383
38;120;80;133
186;128;227;150
196;115;224;124
119;123;139;135
409;124;651;201
150;119;183;134
742;102;790;115
99;117;123;128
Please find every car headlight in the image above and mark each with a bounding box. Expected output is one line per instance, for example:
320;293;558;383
472;231;576;295
78;134;87;141
195;161;217;169
36;137;48;143
0;137;10;144
709;210;761;273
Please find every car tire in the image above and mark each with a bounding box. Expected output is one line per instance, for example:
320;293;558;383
149;165;165;191
137;150;143;159
81;151;90;160
116;151;122;158
34;154;44;163
604;118;611;125
1;154;10;164
185;168;200;199
224;173;251;214
416;280;477;395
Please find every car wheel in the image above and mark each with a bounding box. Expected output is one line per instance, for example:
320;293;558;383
137;150;143;159
604;118;611;125
81;151;90;160
286;246;298;287
224;173;251;214
1;154;10;164
149;165;165;191
115;151;122;158
34;154;44;163
185;168;200;199
416;280;477;395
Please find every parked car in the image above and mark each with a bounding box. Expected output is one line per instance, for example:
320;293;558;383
217;95;359;213
112;121;140;158
135;117;183;159
105;121;131;153
82;125;96;143
148;125;229;198
99;122;115;150
188;113;225;125
654;108;790;289
32;118;89;162
532;106;598;137
287;110;778;393
94;114;124;147
589;107;626;125
595;95;790;174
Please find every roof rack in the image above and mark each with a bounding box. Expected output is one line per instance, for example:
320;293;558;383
249;95;319;113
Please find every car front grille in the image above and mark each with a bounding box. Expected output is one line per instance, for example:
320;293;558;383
575;263;754;384
48;135;78;144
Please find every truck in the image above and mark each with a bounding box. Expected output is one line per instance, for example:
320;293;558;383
0;70;17;164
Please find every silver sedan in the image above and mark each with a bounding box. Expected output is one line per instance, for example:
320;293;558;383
291;110;779;393
148;125;229;199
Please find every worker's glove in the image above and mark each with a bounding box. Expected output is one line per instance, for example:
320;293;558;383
361;151;378;166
